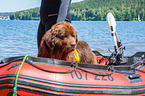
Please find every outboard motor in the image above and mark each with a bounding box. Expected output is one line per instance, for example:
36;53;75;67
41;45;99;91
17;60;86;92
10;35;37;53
106;13;126;64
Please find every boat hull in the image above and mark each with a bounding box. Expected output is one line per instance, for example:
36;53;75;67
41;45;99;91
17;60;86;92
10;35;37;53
0;52;145;95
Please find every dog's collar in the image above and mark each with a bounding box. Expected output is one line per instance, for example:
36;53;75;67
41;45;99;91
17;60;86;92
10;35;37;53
74;49;80;62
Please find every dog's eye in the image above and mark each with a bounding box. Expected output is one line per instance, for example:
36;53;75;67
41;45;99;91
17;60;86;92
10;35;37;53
60;35;67;39
71;34;76;37
56;35;59;37
72;35;75;37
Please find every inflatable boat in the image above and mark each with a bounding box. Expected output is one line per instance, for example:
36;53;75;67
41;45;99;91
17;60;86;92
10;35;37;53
0;13;145;96
0;52;145;96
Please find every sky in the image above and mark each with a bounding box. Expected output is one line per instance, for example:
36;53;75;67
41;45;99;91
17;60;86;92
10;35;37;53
0;0;83;12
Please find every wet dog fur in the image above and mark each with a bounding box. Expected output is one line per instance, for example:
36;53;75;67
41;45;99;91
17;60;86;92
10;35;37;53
38;22;97;64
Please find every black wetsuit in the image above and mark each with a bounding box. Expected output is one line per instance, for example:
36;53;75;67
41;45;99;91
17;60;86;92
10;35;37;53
37;0;71;48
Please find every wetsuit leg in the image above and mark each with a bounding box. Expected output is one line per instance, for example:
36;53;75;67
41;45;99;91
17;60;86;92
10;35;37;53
45;16;57;32
56;0;71;23
65;11;71;23
37;0;71;48
37;16;57;48
37;21;45;48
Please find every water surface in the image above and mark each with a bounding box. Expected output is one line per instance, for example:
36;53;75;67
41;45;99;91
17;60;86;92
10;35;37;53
0;20;145;60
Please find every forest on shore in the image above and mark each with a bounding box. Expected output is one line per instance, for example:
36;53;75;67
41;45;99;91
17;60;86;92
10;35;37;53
9;0;145;21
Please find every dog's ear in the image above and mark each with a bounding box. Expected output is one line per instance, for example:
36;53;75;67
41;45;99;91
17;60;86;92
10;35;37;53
48;26;60;48
43;28;57;50
45;22;63;50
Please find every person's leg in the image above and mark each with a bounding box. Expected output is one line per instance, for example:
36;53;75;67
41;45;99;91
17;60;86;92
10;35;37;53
45;16;57;32
65;12;71;23
37;21;45;48
37;16;57;48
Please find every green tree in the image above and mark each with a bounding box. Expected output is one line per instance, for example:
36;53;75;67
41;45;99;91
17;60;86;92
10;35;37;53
9;0;145;21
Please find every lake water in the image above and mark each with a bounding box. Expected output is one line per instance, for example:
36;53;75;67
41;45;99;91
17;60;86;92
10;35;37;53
0;20;145;60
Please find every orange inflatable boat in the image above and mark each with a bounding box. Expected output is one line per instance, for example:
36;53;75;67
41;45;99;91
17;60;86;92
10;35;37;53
1;13;145;96
0;51;145;96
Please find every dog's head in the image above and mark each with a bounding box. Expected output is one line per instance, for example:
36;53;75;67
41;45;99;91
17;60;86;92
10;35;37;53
43;21;78;53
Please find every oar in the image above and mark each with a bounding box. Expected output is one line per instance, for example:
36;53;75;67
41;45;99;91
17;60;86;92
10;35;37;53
106;13;119;54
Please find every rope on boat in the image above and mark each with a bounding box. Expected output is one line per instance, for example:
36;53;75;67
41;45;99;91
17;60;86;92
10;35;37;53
25;60;113;76
76;64;114;76
0;56;113;75
25;60;77;73
108;66;136;74
135;69;145;73
134;59;145;73
0;57;24;68
13;55;30;96
24;58;145;75
1;56;145;85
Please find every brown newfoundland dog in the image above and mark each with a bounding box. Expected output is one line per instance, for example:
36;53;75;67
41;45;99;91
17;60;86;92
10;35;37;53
38;21;97;64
